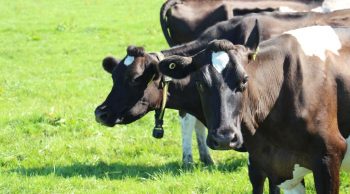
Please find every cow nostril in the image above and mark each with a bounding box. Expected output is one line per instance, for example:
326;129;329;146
95;109;109;122
99;112;109;120
213;140;219;148
230;134;238;143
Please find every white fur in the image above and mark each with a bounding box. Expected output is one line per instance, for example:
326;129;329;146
284;26;341;61
194;118;212;164
180;113;212;165
124;55;134;66
312;0;350;12
180;113;195;164
278;164;311;191
211;51;229;73
283;183;306;194
279;6;298;13
164;75;172;82
341;136;350;171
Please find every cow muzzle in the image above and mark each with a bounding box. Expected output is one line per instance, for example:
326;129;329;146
94;105;124;127
206;128;243;150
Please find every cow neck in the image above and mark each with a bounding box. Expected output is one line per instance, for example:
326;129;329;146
152;52;205;123
242;45;284;135
166;77;206;124
161;40;207;57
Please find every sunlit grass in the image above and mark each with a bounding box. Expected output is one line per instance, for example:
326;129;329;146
0;0;349;193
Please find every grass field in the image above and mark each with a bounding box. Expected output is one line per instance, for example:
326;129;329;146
0;0;350;193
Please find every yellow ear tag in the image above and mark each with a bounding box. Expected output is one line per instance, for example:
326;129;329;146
252;47;259;61
169;63;176;69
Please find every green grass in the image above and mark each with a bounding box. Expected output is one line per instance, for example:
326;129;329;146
0;0;349;193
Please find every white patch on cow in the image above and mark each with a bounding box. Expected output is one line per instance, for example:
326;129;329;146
278;164;311;191
311;6;324;12
341;136;350;171
283;183;306;194
164;75;172;82
284;26;342;61
211;51;229;73
124;55;134;66
180;113;195;164
194;118;212;163
279;6;297;13
312;0;350;12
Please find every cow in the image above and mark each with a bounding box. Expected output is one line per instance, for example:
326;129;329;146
95;47;281;194
160;0;320;46
95;10;350;193
160;0;325;166
158;25;350;193
162;8;350;166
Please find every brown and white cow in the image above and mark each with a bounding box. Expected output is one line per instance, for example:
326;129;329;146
160;0;320;46
159;0;325;167
95;46;282;194
95;10;350;193
158;25;350;193
161;8;350;166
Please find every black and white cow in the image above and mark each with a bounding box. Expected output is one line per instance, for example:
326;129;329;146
158;25;350;193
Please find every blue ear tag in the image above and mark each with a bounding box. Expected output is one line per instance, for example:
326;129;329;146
124;55;135;66
211;51;229;73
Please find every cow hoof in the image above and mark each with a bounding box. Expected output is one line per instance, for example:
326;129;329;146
182;161;195;170
182;154;194;168
200;155;215;166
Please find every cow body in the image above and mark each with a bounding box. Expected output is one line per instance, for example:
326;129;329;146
161;9;350;57
158;26;350;193
161;8;350;167
242;26;350;193
160;0;320;46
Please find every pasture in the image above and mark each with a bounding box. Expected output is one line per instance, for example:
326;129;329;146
0;0;349;193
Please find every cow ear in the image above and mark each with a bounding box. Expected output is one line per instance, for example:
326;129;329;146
158;55;196;79
245;19;261;52
102;56;120;74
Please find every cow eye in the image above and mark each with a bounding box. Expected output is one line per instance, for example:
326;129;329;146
242;76;248;84
238;76;248;92
129;79;140;87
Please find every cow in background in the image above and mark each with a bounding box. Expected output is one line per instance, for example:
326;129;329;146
160;0;320;46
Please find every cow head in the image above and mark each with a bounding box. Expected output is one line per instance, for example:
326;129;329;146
158;21;260;150
95;46;163;126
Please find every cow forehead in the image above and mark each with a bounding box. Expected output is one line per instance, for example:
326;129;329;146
284;26;341;61
211;51;230;73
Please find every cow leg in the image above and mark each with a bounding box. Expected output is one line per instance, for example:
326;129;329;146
179;112;194;166
194;117;214;165
314;149;346;194
268;179;281;194
248;157;269;194
314;131;346;194
313;156;340;194
313;145;345;194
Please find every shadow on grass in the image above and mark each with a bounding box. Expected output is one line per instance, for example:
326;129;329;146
11;157;247;180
